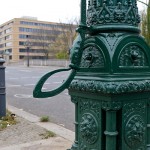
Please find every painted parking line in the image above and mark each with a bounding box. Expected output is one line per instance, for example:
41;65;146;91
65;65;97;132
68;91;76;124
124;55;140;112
7;78;18;80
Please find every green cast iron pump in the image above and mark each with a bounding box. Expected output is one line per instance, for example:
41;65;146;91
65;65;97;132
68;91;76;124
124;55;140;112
33;0;150;150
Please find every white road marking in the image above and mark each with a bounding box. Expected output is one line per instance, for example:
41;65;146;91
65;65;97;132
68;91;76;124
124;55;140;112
31;76;40;78
8;78;18;80
44;83;51;85
24;84;35;86
20;70;31;72
21;77;31;79
7;84;21;87
64;93;68;95
14;94;33;98
8;77;41;80
53;82;62;84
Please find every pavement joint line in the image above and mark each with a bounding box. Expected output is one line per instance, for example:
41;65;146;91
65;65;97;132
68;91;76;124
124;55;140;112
7;105;75;142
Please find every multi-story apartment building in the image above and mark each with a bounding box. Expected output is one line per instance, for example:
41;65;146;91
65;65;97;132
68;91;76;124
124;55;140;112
0;17;66;62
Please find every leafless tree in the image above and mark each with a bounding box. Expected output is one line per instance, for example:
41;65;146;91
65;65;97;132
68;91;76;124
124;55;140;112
32;26;59;59
32;19;78;59
53;18;78;59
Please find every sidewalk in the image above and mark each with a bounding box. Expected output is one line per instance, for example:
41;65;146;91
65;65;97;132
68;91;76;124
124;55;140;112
0;105;74;150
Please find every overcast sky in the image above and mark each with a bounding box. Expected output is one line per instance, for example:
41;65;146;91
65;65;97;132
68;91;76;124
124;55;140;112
0;0;148;24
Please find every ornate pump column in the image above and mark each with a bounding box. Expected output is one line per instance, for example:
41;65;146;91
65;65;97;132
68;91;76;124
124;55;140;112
87;0;140;32
33;0;150;150
68;0;150;150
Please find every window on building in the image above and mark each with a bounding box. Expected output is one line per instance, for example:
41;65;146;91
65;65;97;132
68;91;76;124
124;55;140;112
20;21;58;28
5;28;12;34
19;41;24;45
0;50;4;54
19;55;25;59
5;42;12;47
0;44;4;48
19;48;44;53
9;56;12;60
19;27;62;35
5;35;12;40
5;49;12;53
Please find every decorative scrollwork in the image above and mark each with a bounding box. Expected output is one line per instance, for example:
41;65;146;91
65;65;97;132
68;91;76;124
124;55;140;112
80;142;87;150
80;113;98;144
80;98;101;118
102;101;122;111
87;0;140;26
69;80;150;94
119;45;148;67
125;115;145;149
80;46;105;68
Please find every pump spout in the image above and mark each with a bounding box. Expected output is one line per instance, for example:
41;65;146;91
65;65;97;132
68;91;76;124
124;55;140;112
33;0;87;98
33;34;82;98
33;68;76;98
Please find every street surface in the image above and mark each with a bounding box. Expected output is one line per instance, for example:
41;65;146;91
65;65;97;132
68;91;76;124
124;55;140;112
6;65;75;131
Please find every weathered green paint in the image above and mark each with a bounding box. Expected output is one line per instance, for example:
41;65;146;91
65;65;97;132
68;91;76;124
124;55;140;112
33;0;150;149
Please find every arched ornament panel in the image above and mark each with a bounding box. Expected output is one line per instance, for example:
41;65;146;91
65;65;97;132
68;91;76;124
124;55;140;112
113;36;150;73
79;37;110;73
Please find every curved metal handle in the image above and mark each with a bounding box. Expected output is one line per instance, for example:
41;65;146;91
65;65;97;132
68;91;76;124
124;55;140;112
33;68;76;98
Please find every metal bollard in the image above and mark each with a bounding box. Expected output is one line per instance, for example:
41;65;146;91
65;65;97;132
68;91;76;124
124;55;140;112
0;58;6;117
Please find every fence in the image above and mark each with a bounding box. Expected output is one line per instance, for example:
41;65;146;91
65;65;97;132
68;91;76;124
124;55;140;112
9;59;70;67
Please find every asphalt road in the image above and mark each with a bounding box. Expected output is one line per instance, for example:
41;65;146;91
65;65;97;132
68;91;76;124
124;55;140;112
5;65;75;131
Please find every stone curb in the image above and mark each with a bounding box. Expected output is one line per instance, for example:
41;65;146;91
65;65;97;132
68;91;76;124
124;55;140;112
0;137;72;150
7;105;75;142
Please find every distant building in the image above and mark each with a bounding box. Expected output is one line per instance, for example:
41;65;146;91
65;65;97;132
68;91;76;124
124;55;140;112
0;17;67;62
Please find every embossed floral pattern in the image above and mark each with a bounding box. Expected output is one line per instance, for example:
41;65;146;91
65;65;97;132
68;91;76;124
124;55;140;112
125;115;145;149
69;80;150;94
80;113;98;144
87;0;140;26
80;46;104;68
119;45;148;67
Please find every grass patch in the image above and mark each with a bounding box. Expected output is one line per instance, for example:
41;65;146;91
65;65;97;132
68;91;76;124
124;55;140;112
40;130;56;139
40;116;49;122
0;110;17;131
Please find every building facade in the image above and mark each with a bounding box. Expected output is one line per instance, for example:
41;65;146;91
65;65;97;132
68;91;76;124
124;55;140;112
0;17;66;62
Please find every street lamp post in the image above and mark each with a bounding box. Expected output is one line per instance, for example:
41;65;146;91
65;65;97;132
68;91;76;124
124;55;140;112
24;35;32;67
